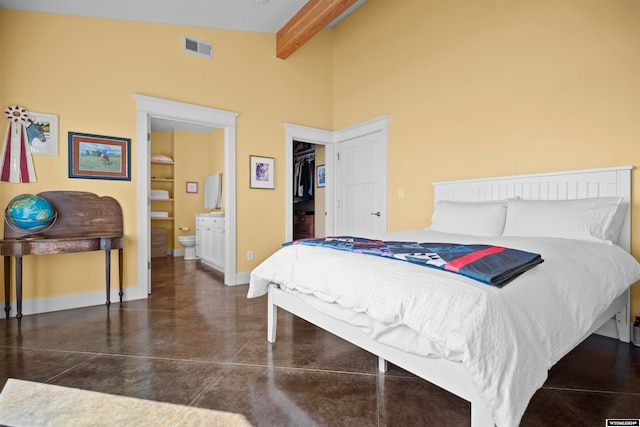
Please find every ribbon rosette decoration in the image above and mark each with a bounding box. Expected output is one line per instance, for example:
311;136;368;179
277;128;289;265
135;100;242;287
1;105;37;182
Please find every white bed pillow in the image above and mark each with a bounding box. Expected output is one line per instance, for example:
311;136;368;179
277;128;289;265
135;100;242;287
606;202;628;243
429;200;508;237
502;197;624;244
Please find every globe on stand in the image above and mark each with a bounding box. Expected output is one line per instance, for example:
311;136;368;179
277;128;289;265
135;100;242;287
4;194;57;235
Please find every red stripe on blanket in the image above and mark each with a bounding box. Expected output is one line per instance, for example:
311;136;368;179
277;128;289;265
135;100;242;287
445;246;507;273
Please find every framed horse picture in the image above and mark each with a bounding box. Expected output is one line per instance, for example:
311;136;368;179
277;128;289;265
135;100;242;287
27;112;59;156
68;132;131;180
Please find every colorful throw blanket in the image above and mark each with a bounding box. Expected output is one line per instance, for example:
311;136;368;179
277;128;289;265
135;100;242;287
288;236;544;287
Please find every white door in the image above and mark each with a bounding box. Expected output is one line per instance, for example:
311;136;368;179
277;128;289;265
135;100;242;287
335;130;387;236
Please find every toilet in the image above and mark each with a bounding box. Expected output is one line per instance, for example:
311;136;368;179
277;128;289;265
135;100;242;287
178;235;197;260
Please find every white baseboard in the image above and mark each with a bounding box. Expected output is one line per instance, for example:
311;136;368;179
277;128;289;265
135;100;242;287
3;267;249;318
235;271;250;285
3;284;148;318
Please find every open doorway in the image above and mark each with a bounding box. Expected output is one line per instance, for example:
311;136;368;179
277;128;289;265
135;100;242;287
285;124;333;242
149;126;224;267
292;141;325;240
135;94;239;297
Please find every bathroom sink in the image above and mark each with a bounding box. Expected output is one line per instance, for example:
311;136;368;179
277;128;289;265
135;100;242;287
197;212;225;217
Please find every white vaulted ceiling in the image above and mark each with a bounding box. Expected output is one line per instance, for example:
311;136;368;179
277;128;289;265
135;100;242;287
0;0;365;34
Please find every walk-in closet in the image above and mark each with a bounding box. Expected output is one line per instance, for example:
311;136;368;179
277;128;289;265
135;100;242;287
293;141;315;240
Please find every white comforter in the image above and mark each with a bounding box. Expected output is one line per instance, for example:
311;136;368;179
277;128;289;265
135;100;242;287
248;230;640;427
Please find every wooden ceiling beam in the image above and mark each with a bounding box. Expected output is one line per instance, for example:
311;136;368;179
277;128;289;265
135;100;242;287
276;0;358;59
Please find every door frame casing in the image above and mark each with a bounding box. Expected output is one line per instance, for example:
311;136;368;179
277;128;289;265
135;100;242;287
135;94;239;295
285;115;389;239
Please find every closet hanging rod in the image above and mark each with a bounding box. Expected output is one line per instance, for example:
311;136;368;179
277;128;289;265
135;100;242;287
295;147;316;156
294;152;315;162
295;147;314;156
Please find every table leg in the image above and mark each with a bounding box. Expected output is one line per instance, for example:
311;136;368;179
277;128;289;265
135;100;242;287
4;257;10;319
118;248;123;303
15;256;23;322
105;249;111;307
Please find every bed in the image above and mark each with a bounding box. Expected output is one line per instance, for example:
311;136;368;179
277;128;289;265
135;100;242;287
248;166;640;427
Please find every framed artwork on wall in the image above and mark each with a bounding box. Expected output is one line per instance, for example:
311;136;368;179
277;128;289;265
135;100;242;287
250;155;274;189
27;112;59;156
317;164;326;188
186;181;198;193
68;132;131;180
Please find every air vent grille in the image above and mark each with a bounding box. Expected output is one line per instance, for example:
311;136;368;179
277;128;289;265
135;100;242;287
184;36;213;59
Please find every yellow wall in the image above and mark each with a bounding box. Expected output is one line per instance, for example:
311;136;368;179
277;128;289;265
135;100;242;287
209;128;225;213
332;0;640;316
174;129;224;247
0;9;333;300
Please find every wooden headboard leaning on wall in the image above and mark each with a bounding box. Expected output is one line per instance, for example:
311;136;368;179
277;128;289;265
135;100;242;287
3;191;123;239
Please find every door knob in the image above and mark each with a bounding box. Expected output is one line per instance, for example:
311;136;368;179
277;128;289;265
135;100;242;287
370;211;381;217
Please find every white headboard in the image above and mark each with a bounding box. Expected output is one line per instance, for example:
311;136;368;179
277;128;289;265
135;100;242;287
433;166;633;252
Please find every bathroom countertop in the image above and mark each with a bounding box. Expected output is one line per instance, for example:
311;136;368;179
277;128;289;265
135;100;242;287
197;212;225;217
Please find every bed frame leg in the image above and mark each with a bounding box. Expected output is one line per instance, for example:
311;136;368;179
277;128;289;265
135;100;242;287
267;285;277;343
378;357;388;373
471;399;495;427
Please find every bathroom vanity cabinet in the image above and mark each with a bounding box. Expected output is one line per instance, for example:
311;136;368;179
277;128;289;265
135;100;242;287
195;214;225;273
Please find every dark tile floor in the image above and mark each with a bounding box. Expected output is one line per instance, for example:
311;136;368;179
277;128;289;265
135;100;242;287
1;256;639;426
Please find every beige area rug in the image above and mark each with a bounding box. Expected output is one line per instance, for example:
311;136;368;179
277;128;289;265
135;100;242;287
0;379;253;427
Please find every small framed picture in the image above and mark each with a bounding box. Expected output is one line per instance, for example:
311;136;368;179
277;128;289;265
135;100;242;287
250;155;275;189
68;132;130;180
28;112;59;156
317;164;326;188
186;181;198;193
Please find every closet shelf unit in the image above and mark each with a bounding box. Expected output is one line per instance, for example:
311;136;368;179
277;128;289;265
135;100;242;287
151;158;175;221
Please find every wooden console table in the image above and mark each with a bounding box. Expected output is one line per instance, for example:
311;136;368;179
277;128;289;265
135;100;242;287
0;191;124;323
